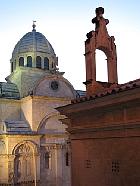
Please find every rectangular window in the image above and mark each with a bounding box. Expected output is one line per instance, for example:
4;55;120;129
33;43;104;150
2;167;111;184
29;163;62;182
45;152;50;169
66;152;69;166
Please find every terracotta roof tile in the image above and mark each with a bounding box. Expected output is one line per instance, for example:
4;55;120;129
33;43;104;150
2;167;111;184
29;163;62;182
71;78;140;104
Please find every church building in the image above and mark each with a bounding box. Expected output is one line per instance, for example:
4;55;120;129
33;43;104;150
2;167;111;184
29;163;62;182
58;7;140;186
0;22;78;185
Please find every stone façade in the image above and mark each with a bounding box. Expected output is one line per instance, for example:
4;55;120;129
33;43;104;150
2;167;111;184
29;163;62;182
0;23;77;186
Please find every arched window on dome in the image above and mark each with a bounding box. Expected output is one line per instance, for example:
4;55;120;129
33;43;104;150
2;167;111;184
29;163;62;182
44;57;49;70
19;57;24;67
27;56;32;67
36;56;41;69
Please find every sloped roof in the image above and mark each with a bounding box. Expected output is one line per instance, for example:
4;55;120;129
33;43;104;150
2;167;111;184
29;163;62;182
72;79;140;104
4;120;32;134
0;82;20;99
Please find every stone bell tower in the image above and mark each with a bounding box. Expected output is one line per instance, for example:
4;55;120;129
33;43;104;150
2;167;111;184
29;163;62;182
84;7;118;96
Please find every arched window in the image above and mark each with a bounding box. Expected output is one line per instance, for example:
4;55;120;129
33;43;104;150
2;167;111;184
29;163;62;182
36;56;41;68
27;56;32;67
44;57;49;70
44;152;50;169
19;57;24;66
14;143;33;183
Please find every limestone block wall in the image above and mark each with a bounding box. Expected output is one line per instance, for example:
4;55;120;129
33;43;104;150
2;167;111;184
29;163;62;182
0;139;8;183
34;75;76;99
0;99;20;121
0;155;8;183
40;142;71;186
22;96;71;131
21;96;33;129
5;136;41;184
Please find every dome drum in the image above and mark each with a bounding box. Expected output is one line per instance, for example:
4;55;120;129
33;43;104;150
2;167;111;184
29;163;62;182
11;52;58;72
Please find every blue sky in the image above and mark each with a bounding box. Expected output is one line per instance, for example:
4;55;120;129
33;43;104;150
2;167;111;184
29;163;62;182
0;0;140;90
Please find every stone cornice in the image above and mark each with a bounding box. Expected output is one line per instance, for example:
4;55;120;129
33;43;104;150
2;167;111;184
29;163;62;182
21;95;71;102
58;87;140;115
69;121;140;139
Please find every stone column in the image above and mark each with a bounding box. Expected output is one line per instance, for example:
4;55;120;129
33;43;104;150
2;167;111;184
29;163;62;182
8;154;15;185
55;144;64;186
35;152;40;184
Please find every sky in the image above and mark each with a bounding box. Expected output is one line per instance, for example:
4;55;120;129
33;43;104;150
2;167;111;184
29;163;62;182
0;0;140;90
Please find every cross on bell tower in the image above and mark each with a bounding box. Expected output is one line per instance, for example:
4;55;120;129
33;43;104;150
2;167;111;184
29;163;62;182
84;7;118;96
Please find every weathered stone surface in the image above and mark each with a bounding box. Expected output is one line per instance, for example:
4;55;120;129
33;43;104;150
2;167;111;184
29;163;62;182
0;25;73;185
84;7;118;96
58;7;140;186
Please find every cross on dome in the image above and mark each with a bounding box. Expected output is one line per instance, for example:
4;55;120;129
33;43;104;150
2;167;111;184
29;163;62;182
32;20;36;31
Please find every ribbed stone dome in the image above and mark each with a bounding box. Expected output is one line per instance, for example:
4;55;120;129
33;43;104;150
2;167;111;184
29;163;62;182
12;30;55;58
9;24;58;74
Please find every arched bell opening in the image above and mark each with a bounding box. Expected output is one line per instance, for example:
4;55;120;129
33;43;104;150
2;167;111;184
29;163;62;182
95;49;108;82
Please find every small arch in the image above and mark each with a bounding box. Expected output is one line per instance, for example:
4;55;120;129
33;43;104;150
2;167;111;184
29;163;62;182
96;49;108;82
15;143;32;155
27;56;32;67
12;140;38;155
44;57;49;70
13;142;35;184
37;112;59;132
19;57;24;66
36;56;41;68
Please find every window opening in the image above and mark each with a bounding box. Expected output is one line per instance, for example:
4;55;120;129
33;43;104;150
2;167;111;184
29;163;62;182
19;57;24;66
66;152;69;166
44;57;49;70
36;56;41;68
45;152;50;169
27;56;32;67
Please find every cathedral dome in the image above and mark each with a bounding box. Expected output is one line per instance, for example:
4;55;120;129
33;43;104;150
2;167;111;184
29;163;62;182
12;31;55;58
10;23;58;73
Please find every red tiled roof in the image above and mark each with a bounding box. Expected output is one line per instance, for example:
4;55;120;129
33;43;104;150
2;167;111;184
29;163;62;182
71;79;140;104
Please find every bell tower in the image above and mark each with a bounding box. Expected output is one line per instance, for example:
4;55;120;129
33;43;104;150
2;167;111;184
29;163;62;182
84;7;118;96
